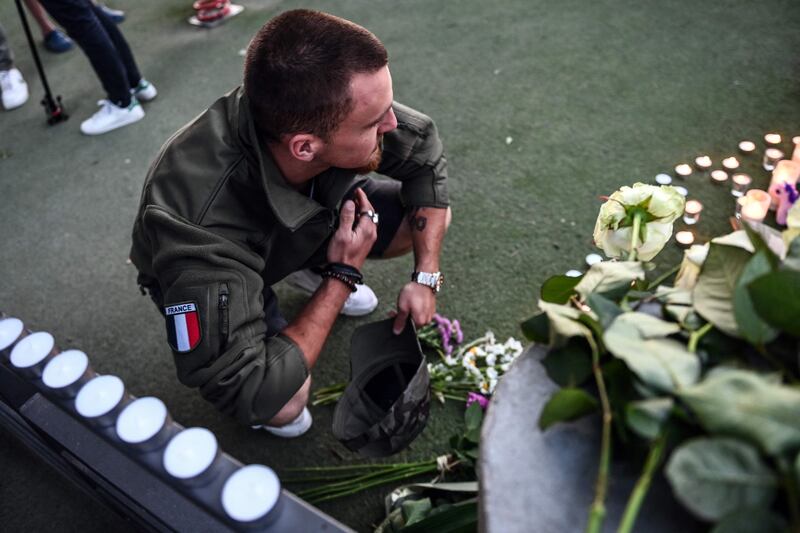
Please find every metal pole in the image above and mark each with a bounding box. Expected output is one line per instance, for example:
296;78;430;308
12;0;68;124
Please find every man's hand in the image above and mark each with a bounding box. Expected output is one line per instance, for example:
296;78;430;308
393;282;436;334
327;188;378;269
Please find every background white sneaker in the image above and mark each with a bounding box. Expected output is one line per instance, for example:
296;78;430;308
132;78;157;101
286;269;378;316
0;68;29;110
80;98;144;135
253;407;312;438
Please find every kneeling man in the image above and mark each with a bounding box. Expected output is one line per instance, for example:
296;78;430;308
130;9;450;437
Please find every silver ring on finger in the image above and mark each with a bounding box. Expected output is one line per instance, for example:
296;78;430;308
360;209;379;225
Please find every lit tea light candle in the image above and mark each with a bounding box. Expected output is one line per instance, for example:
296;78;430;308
655;173;672;185
565;269;583;278
222;465;282;523
741;200;768;223
163;427;219;481
673;185;688;197
768;160;800;209
116;397;168;445
675;231;695;247
710;170;728;184
762;148;784;172
738;140;756;154
745;189;771;214
674;164;692;178
585;253;603;266
683;200;703;225
694;156;712;170
76;375;126;421
722;157;740;171
794;136;800;146
764;133;782;145
0;317;25;359
42;349;92;397
731;173;752;197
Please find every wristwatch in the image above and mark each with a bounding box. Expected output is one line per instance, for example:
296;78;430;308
411;271;444;294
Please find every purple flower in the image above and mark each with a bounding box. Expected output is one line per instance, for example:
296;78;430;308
437;324;451;348
466;392;489;409
452;319;464;344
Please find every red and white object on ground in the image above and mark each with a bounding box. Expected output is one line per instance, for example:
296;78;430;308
188;0;244;28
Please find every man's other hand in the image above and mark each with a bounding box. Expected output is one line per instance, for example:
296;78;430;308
392;282;436;334
327;188;377;269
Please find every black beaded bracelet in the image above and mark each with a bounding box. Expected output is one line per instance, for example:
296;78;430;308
324;262;364;284
320;271;357;292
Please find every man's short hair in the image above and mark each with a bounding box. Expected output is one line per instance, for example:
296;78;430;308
244;9;388;142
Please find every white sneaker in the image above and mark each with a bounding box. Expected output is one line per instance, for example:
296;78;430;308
286;269;378;316
252;407;312;438
80;98;144;135
131;78;157;102
0;68;29;110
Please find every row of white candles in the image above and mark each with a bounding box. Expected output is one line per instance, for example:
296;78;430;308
672;134;800;248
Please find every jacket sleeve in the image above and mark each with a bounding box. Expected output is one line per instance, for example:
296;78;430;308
138;205;308;425
377;102;449;209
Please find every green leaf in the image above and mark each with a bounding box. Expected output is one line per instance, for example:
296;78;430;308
733;251;779;345
541;339;593;387
748;270;800;336
538;301;593;347
740;221;785;263
586;293;623;330
574;261;645;301
402;498;433;526
665;437;778;521
785;235;800;271
520;312;549;343
678;369;800;455
540;275;581;304
464;402;483;432
604;312;699;392
625;398;673;440
538;388;599;430
694;242;752;338
399;499;477;533
710;507;788;533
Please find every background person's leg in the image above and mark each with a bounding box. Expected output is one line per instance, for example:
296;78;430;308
22;0;73;52
0;23;15;70
88;1;139;89
37;0;130;106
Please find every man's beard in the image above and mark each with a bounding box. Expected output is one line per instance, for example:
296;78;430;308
354;138;383;175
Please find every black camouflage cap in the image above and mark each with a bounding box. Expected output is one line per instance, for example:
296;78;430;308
332;318;430;457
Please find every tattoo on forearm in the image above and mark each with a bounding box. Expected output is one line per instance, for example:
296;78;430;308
407;208;427;232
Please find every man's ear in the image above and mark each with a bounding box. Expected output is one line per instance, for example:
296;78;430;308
286;133;323;162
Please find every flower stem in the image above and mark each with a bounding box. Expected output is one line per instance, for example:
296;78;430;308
616;432;667;533
305;464;438;504
647;263;681;291
586;335;612;533
687;322;713;354
627;212;643;262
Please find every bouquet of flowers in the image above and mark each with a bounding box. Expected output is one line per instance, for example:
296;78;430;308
313;314;524;407
523;182;800;533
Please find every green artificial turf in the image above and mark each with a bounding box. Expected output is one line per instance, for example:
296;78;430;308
0;0;798;531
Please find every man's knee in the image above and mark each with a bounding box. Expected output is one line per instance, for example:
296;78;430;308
380;206;451;259
267;375;311;426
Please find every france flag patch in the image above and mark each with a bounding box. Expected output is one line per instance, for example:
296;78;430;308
164;302;202;353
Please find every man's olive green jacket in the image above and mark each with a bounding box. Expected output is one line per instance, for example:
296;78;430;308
130;88;448;425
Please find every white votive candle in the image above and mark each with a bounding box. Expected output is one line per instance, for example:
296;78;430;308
222;465;281;522
745;189;771;215
793;144;800;163
0;318;24;354
731;173;752;197
673;185;688;197
116;397;168;444
76;375;125;419
738;140;756;154
585;254;603;266
42;350;89;390
710;170;728;184
10;332;54;369
695;156;712;170
655;173;672;185
722;157;740;171
764;133;782;145
163;427;218;480
763;148;784;172
683;200;703;225
675;164;692;177
675;231;695;247
565;270;583;278
741;201;768;223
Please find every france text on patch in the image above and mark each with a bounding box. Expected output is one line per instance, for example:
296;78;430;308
164;302;201;352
